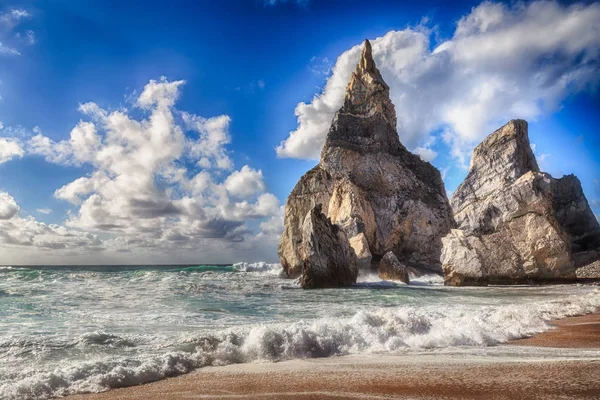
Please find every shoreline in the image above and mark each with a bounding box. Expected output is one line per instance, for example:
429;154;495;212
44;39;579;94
68;311;600;400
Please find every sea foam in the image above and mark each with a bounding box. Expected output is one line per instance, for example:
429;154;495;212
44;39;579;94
1;288;599;400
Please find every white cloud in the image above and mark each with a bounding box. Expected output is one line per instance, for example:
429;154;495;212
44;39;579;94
22;78;281;255
54;176;97;205
308;56;333;76
259;205;284;237
25;30;35;45
28;131;75;164
0;9;33;56
36;208;52;215
0;192;19;219
224;165;266;199
0;191;100;251
137;76;185;109
0;9;30;30
182;112;233;170
0;41;19;55
0;137;24;164
413;147;438;162
276;1;600;164
530;142;551;169
440;166;450;181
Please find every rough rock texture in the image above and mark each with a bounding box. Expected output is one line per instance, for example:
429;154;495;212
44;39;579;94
378;251;410;284
574;232;600;280
279;166;333;276
279;40;454;279
298;205;358;289
442;120;600;286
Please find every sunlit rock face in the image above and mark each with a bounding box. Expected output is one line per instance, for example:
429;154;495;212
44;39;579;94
298;204;358;289
279;40;454;285
378;251;410;284
442;119;600;286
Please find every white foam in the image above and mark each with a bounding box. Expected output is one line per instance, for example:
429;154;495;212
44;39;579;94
409;273;444;285
2;288;598;399
232;262;284;276
356;270;444;286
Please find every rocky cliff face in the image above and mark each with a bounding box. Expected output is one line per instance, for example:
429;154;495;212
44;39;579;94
279;40;454;283
442;120;600;286
378;251;410;284
298;205;358;289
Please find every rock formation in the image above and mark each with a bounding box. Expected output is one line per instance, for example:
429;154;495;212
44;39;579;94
279;40;454;286
378;252;410;284
442;119;600;286
298;204;358;289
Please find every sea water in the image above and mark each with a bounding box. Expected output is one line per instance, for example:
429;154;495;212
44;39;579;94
0;263;599;399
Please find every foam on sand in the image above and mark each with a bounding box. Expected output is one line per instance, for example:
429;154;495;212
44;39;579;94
2;288;599;399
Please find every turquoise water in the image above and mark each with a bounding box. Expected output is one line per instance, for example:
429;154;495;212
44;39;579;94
0;263;599;399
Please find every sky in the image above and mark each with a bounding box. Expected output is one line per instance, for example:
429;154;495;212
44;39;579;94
0;0;598;265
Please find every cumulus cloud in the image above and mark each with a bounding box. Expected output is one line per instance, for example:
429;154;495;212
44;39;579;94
24;77;281;254
0;137;24;163
0;192;19;219
0;191;101;251
224;166;266;199
36;208;52;215
276;1;600;165
413;147;438;162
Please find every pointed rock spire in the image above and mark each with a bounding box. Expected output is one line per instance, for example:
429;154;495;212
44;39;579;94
443;119;600;286
280;40;455;285
340;40;396;129
358;39;377;76
320;40;402;162
452;120;540;213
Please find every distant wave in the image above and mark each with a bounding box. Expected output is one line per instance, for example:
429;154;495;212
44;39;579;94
2;288;598;399
232;262;284;275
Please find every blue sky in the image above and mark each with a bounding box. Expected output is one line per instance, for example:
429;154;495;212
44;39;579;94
0;0;598;264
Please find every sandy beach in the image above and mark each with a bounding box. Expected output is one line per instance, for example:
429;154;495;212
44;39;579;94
68;312;600;400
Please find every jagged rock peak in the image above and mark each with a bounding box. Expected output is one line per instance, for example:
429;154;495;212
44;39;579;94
321;40;402;161
279;39;455;285
452;119;539;214
442;119;600;286
340;40;396;130
472;119;538;172
357;40;382;83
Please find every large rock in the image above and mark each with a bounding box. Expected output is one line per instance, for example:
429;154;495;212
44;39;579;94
279;40;454;278
378;251;410;284
298;205;358;289
442;120;600;286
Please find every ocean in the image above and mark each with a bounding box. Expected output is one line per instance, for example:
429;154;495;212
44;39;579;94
1;263;599;399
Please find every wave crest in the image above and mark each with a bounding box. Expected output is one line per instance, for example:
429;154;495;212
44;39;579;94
2;289;598;399
232;262;284;276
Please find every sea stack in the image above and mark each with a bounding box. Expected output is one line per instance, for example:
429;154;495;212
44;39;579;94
279;40;454;287
298;204;358;289
442;120;600;286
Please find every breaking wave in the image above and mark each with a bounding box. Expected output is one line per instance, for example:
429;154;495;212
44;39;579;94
2;288;599;400
232;261;284;275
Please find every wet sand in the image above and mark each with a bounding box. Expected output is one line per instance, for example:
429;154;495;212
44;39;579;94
508;312;600;348
69;312;600;400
